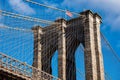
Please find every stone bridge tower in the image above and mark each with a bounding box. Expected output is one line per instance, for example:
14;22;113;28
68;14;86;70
32;10;104;80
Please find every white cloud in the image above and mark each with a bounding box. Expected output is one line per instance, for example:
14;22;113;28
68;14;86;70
0;15;2;19
0;15;4;22
42;1;59;13
9;0;35;15
62;0;120;12
61;0;120;31
111;16;120;31
0;23;8;28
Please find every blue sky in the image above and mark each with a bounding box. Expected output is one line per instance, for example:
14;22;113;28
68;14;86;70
0;0;120;80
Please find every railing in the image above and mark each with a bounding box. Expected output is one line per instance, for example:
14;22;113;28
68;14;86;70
0;52;61;80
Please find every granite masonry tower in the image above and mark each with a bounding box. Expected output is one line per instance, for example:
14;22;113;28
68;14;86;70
32;10;104;80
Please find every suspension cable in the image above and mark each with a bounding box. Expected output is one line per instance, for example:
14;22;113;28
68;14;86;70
24;0;80;16
0;10;59;25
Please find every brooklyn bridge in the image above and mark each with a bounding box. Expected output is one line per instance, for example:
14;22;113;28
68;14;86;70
0;0;120;80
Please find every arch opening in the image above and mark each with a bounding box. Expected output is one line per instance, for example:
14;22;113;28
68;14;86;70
51;50;58;78
75;44;85;80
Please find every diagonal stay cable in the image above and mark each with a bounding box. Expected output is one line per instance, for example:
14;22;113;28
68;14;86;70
101;32;120;62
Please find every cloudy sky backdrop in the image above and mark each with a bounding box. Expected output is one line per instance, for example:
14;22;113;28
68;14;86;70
0;0;120;80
